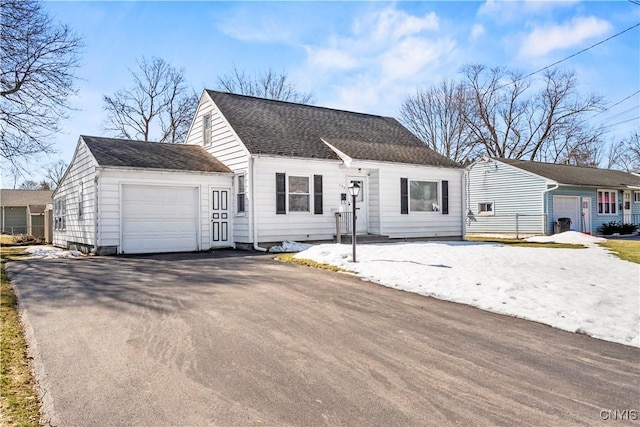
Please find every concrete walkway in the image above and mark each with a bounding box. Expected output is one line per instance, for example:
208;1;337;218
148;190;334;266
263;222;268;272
7;251;639;426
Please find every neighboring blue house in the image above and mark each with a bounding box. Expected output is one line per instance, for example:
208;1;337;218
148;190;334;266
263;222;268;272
465;158;640;237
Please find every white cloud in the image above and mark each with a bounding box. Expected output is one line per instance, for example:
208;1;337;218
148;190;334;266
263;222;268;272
470;23;485;41
479;0;579;22
301;5;455;114
519;16;612;58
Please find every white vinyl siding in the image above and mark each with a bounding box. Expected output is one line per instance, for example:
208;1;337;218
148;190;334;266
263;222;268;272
466;160;547;235
97;169;232;253
52;140;97;249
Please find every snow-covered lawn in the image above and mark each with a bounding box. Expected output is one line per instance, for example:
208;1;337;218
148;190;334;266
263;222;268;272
294;232;639;348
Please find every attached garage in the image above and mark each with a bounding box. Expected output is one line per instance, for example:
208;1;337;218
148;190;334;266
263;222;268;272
53;136;234;255
552;195;580;231
121;185;199;254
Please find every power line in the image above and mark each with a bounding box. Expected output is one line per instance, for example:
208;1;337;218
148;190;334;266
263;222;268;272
497;22;640;91
591;90;640;119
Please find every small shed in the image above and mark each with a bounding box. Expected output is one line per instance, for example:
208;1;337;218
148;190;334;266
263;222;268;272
0;189;53;238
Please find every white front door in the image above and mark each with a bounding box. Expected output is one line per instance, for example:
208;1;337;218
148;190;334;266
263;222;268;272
347;176;367;234
581;197;591;234
623;191;632;223
211;188;232;248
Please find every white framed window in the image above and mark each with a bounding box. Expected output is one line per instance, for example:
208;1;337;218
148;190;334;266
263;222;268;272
54;198;66;230
478;202;494;216
288;175;310;212
202;113;212;146
236;174;246;214
410;180;438;212
597;190;617;215
634;191;640;203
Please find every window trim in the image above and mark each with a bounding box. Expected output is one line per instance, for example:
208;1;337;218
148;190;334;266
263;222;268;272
478;201;494;216
236;174;246;215
78;181;84;218
54;198;66;231
597;189;618;215
634;191;640;203
287;175;311;213
408;179;440;213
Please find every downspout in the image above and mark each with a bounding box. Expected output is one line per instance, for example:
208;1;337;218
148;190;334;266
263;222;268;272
542;183;559;235
93;168;100;254
250;156;267;252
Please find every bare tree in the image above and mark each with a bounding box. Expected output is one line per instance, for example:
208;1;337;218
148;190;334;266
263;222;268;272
103;57;198;143
44;159;68;189
460;65;604;162
217;66;314;104
399;80;478;163
400;64;605;164
609;131;640;173
1;0;83;168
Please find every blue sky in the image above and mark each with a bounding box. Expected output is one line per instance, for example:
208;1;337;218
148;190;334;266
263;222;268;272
7;0;639;184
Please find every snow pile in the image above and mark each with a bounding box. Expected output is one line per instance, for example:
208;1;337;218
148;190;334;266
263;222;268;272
295;241;639;347
24;245;84;259
526;231;605;245
268;240;313;253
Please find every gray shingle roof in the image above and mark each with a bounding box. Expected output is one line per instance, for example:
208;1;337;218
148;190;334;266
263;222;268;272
500;159;640;188
0;190;53;207
82;136;232;173
206;90;461;168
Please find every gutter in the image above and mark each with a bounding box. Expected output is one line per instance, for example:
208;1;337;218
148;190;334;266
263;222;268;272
250;156;267;252
541;182;559;235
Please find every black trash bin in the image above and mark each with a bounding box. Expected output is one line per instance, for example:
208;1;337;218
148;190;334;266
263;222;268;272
557;217;572;233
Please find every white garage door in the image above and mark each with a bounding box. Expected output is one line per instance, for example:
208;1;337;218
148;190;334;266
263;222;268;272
553;195;580;231
122;185;198;254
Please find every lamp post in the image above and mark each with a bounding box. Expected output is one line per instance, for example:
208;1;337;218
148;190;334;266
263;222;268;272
347;181;361;262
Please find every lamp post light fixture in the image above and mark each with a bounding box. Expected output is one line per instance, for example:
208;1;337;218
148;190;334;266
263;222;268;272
347;181;361;262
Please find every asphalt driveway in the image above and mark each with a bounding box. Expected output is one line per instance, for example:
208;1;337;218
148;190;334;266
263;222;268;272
7;251;639;426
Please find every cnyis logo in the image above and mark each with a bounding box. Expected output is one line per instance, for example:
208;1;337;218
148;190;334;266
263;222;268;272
600;409;639;421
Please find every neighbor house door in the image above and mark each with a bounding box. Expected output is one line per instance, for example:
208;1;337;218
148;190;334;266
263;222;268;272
581;197;591;234
347;176;368;234
623;191;632;223
211;188;232;248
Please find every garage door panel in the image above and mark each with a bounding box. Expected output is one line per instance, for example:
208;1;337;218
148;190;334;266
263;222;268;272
121;185;198;254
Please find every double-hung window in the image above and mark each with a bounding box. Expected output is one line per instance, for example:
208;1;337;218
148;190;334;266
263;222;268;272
634;191;640;203
236;174;246;214
288;176;310;212
54;198;66;230
597;190;617;215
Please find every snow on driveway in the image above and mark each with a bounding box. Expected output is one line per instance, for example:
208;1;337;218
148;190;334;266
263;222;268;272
295;233;639;348
23;245;84;259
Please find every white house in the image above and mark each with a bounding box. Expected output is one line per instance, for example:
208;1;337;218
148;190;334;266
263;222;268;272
54;91;465;254
184;90;465;250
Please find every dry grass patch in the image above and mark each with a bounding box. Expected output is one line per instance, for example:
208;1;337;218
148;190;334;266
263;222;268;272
465;236;586;249
1;246;41;426
0;235;17;246
275;253;354;273
599;240;640;264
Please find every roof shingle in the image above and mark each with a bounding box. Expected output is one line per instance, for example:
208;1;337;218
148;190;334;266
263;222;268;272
499;159;640;188
207;90;461;168
0;190;53;207
82;136;232;173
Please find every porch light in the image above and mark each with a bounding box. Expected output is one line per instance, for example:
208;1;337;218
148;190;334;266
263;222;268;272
347;182;361;262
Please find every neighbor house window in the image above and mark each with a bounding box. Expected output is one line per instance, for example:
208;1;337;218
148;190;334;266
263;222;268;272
236;174;246;214
410;180;438;212
597;190;617;215
478;202;494;215
54;198;66;230
634;191;640;203
202;113;212;146
288;176;310;212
